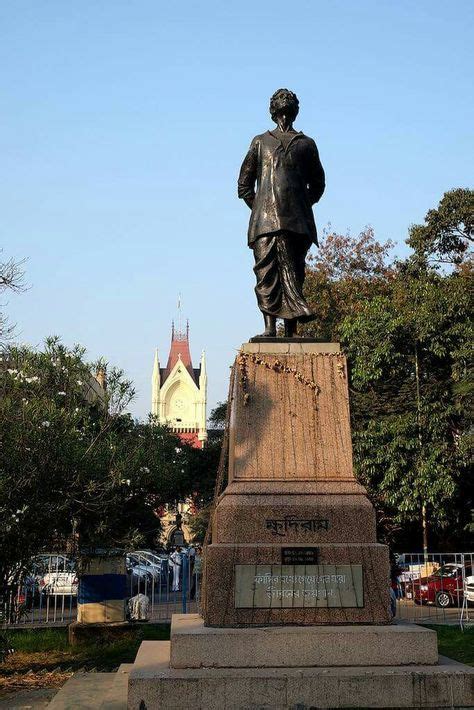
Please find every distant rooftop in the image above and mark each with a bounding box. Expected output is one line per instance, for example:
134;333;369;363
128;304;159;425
160;321;200;385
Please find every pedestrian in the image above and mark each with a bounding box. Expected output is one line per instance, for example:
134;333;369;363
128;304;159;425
390;553;402;599
169;546;182;592
389;552;402;617
191;546;202;601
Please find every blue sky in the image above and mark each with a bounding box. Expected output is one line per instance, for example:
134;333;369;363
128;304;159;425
2;1;473;419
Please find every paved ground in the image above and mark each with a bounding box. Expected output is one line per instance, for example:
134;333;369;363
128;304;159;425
396;598;472;625
6;599;468;629
0;688;57;709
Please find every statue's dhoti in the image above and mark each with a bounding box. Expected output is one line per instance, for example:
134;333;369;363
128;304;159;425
252;232;315;322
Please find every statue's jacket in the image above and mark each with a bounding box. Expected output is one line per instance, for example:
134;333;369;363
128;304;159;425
238;130;325;247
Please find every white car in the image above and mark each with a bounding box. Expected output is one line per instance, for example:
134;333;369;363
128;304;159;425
38;557;78;596
133;551;167;571
465;575;474;605
126;553;162;588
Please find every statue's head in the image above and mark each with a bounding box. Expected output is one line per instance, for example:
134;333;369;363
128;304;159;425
269;88;299;123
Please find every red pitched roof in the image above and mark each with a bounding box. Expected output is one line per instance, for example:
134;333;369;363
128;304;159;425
167;336;192;371
160;327;200;385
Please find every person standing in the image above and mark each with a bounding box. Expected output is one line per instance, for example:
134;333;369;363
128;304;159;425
190;546;202;601
169;546;182;592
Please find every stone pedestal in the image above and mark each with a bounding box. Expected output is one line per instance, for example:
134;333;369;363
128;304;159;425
202;342;391;626
127;343;474;708
170;614;439;668
127;615;474;709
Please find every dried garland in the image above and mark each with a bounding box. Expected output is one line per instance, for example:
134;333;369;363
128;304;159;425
237;351;321;405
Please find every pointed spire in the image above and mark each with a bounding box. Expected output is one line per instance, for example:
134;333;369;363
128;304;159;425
177;293;182;336
199;350;207;390
171;320;175;341
200;350;206;374
152;349;160;388
198;350;207;444
151;349;161;416
186;319;189;341
152;349;160;380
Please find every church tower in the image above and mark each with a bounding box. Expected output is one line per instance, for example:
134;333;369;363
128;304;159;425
151;321;207;448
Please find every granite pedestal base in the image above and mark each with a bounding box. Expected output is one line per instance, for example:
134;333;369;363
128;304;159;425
201;343;394;627
170;614;438;668
203;542;391;626
127;616;474;709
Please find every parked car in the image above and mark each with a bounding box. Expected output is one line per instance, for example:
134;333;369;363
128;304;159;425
126;552;165;593
396;560;440;598
412;563;472;608
6;555;77;605
38;557;78;596
464;576;474;606
133;550;167;568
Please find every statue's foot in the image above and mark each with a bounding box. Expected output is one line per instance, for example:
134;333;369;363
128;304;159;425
253;330;276;338
284;319;298;338
255;314;277;338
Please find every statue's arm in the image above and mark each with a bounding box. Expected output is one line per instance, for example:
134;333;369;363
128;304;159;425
307;140;325;205
238;139;258;209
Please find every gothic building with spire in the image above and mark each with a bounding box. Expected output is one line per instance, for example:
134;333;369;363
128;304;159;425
151;321;207;448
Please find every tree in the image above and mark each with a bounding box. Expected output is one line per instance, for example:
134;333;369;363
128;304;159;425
302;226;394;342
0;337;198;588
187;505;212;544
0;252;26;344
341;267;472;552
407;188;473;265
209;401;228;430
301;196;472;551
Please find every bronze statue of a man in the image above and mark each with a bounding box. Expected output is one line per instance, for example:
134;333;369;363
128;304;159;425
238;89;325;337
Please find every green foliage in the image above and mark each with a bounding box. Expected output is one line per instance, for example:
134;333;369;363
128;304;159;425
407;188;473;263
0;338;201;586
302;192;473;549
209;401;227;429
185;438;221;507
187;504;211;543
303;226;394;341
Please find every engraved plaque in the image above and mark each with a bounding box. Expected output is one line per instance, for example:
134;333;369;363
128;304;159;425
234;564;364;608
281;548;318;565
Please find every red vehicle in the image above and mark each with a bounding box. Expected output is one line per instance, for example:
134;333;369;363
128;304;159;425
412;563;472;608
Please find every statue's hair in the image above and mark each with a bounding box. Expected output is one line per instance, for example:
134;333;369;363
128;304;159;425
269;88;299;122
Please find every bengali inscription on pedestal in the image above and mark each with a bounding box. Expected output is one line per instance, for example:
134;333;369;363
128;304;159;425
281;548;319;564
234;564;364;608
265;517;330;537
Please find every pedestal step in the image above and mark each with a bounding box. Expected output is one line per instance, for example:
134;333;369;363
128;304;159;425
48;664;130;709
127;640;474;709
170;614;438;668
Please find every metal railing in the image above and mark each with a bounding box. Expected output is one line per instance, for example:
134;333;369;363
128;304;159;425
3;550;472;628
125;550;201;622
1;551;202;628
393;551;474;625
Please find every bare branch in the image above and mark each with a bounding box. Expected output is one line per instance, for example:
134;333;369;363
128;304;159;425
0;254;27;293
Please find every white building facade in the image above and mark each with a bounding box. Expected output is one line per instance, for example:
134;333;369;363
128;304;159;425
151;322;207;448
